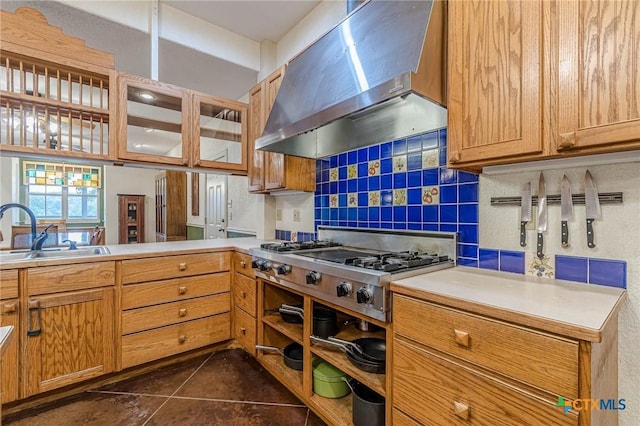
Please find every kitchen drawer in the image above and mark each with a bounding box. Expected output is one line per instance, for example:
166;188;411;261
121;313;231;368
122;293;230;335
0;269;18;300
27;262;115;295
121;252;230;284
233;273;257;315
234;306;256;356
122;273;230;310
393;295;578;398
393;408;421;426
234;252;255;279
392;338;578;426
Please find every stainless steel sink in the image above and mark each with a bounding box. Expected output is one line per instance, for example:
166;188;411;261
0;246;110;262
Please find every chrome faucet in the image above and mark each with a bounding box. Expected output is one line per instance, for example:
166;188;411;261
0;203;38;248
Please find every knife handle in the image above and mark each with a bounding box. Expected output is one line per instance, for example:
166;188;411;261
520;222;527;247
537;232;544;259
587;218;596;248
561;220;569;248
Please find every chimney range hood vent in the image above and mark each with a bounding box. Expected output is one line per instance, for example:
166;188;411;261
256;0;447;159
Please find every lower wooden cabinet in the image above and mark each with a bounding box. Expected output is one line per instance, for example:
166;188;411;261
1;298;19;403
393;337;577;426
23;287;115;397
233;305;256;354
232;252;257;355
121;313;230;369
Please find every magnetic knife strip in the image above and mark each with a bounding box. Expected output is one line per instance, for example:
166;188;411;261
490;192;623;206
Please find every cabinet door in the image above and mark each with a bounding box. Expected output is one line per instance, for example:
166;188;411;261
191;91;248;172
248;81;266;192
1;300;19;403
447;1;543;168
264;67;287;190
23;288;115;397
116;73;189;166
556;0;640;153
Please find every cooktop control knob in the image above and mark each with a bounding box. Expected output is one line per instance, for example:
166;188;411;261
336;282;353;297
306;271;321;285
276;264;292;275
258;261;272;272
356;287;373;304
251;259;261;269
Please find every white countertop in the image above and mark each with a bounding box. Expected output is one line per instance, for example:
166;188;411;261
0;326;13;355
391;266;626;342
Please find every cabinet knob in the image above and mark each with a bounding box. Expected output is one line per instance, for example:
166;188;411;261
179;308;187;317
454;401;470;420
449;150;461;164
454;329;470;347
178;286;187;295
178;335;187;344
179;262;187;271
240;261;246;268
240;327;246;335
558;132;577;150
241;291;247;299
2;302;17;314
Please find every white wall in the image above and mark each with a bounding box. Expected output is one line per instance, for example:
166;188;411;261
480;162;640;425
103;165;158;244
0;157;18;250
275;193;316;234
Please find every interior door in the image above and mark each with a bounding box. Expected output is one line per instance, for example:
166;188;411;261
206;176;227;239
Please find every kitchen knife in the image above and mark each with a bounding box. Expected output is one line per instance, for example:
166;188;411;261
536;173;547;259
560;175;573;247
520;182;532;247
585;170;601;248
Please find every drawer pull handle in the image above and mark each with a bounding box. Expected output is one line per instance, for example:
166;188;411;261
179;308;187;317
240;261;246;268
454;401;470;420
179;262;187;271
27;299;42;337
178;286;187;295
178;335;187;344
240;327;246;335
2;302;17;314
454;329;470;347
241;291;247;299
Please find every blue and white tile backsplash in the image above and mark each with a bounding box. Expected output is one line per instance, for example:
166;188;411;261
277;127;627;289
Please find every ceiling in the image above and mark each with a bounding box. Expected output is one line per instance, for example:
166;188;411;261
0;0;322;100
164;0;322;43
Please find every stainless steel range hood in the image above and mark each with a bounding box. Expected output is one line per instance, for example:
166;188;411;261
256;0;447;159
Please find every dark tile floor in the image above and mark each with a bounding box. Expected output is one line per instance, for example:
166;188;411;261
3;349;326;426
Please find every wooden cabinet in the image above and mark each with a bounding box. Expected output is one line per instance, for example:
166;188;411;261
118;194;145;244
155;170;186;242
0;8;115;161
120;252;232;369
555;0;640;154
232;252;257;355
116;73;249;172
0;270;19;403
248;66;316;193
391;293;618;426
23;263;116;397
255;278;390;426
447;0;640;171
447;0;544;169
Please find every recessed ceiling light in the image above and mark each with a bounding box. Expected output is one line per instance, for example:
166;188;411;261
139;92;155;100
144;128;154;133
133;143;145;148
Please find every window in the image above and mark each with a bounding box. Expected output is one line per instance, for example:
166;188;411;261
22;160;103;222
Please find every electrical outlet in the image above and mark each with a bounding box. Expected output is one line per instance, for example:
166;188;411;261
276;209;283;221
293;209;301;222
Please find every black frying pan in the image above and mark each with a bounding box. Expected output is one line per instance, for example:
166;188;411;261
256;342;303;371
278;304;304;323
310;336;386;374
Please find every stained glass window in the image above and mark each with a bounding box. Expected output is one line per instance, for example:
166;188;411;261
23;161;101;188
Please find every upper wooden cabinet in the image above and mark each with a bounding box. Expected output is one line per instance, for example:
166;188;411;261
447;0;640;171
0;8;115;161
555;0;640;154
115;73;248;173
447;1;544;169
248;66;315;193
